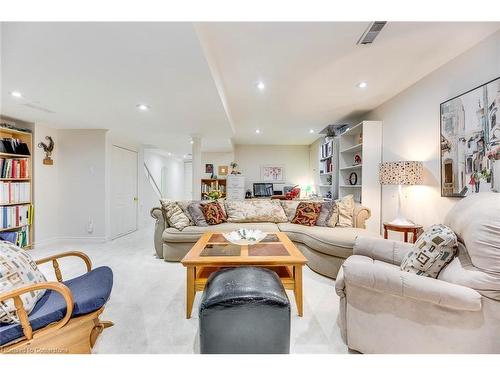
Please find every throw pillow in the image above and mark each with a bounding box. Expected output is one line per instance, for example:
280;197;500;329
225;200;288;223
291;202;322;226
187;202;208;227
327;201;339;227
160;200;190;231
0;241;47;324
280;200;301;222
216;198;227;218
202;201;227;225
316;201;334;227
401;224;458;278
176;201;194;225
336;195;355;228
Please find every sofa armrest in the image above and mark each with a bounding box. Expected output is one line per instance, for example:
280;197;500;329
341;255;482;311
353;204;371;229
151;207;167;258
354;236;414;266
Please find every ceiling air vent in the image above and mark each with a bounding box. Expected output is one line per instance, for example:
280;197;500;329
357;21;387;45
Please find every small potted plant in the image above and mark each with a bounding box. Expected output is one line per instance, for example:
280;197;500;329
207;190;223;200
230;162;241;174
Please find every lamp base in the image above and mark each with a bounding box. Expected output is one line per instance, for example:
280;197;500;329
387;217;415;226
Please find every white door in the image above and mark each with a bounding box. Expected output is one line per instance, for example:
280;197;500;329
111;145;138;239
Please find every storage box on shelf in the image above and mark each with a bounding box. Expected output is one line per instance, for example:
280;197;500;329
0;124;33;248
338;121;382;233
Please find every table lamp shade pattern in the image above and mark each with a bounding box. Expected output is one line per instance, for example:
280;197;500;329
379;161;423;185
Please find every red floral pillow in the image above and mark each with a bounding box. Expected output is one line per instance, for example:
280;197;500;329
291;202;322;226
201;201;227;225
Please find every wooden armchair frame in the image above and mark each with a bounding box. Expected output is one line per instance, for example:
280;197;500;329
0;251;113;354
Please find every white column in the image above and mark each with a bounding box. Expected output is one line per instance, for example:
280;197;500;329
191;136;202;200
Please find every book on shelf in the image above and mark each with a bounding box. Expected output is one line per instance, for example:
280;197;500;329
320;141;333;159
319;158;333;174
1;204;31;229
0;137;31;156
0;182;30;203
0;225;30;247
0;158;29;178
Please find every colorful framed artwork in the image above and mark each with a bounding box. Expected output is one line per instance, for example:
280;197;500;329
440;76;500;197
261;165;285;182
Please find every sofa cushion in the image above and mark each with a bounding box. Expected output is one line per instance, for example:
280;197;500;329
278;223;380;258
160;200;190;231
163;223;280;243
0;241;47;324
176;200;195;225
291;202;321;226
280;201;301;221
225;200;288;223
316;201;333;227
336;195;355;228
401;224;457;278
202;201;227;225
187;202;208;227
0;266;113;346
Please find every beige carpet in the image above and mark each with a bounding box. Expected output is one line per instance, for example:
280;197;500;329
33;228;347;354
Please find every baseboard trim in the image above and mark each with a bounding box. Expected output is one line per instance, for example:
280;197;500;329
33;236;107;249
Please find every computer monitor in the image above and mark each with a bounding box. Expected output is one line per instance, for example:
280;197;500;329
253;183;274;197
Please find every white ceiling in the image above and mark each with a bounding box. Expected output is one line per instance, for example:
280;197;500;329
2;22;500;154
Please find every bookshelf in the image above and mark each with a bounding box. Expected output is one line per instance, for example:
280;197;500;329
338;121;382;233
317;137;338;200
200;179;227;200
0;123;34;249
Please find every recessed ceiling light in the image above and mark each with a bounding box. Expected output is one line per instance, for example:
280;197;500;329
255;129;261;134
167;152;172;156
357;82;368;89
136;103;150;111
309;129;315;134
189;140;194;145
256;81;265;91
10;91;22;98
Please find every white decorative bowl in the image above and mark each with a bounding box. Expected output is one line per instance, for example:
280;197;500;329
222;229;266;245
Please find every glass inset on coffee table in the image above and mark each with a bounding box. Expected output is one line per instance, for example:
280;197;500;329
181;231;308;319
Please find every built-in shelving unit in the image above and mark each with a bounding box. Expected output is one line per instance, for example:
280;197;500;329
0;121;34;248
201;179;227;200
338;121;382;233
317;136;337;200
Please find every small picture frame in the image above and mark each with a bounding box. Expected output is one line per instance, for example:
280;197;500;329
218;165;228;176
205;164;214;174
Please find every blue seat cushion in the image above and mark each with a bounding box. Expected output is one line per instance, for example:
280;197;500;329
0;266;113;346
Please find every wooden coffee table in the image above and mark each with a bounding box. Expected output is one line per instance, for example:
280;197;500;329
181;232;307;319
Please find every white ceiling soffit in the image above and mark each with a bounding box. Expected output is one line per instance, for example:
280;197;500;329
197;22;500;145
0;22;234;154
2;22;500;152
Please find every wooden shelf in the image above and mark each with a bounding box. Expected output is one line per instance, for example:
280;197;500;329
0;126;32;136
0;224;28;232
0;152;31;159
340;143;362;154
0;201;31;206
340;164;362;171
0;178;31;181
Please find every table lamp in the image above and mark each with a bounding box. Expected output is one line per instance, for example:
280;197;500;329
379;161;423;226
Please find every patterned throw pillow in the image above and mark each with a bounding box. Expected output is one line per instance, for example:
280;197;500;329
336;195;355;228
187;202;208;227
0;241;47;323
327;201;340;227
202;202;227;225
316;201;333;227
401;224;458;278
225;200;288;223
160;199;191;231
176;201;195;225
280;200;301;222
291;202;322;226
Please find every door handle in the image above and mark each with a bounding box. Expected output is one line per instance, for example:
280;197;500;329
133;197;138;201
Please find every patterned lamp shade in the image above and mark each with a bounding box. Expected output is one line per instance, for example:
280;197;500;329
379;161;423;185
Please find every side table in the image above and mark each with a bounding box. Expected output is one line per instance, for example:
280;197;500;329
383;222;423;243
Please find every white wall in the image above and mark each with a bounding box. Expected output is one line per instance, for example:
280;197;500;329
57;129;108;241
366;30;500;230
33;124;60;245
234;145;313;194
201;151;234;177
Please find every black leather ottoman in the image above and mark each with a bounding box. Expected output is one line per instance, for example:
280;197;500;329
199;266;291;354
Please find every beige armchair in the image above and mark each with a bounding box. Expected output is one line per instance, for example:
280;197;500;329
335;192;500;353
